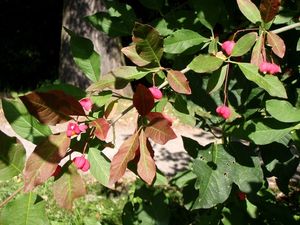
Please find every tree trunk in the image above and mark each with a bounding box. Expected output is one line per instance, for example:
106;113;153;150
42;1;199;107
59;0;124;89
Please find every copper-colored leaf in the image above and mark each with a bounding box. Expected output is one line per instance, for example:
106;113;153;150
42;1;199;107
53;163;86;210
167;70;191;94
20;90;86;125
90;118;110;141
146;112;172;126
259;0;281;22
251;34;264;66
109;132;140;184
267;31;286;58
137;130;156;185
121;45;150;67
23;132;71;192
133;84;154;116
145;118;177;145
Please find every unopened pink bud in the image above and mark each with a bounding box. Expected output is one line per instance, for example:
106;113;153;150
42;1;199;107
81;159;90;172
149;87;163;100
73;156;86;169
221;40;235;56
216;105;231;119
79;97;93;112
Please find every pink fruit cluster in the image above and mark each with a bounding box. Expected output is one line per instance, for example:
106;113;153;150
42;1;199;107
216;105;231;119
79;97;93;112
73;155;90;172
149;86;163;100
221;40;235;56
259;61;281;74
66;122;88;138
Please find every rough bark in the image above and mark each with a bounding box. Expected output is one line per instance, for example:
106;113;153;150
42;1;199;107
59;0;124;89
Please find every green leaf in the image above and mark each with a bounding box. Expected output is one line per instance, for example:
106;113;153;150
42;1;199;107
88;148;111;188
188;54;224;73
267;31;286;58
266;99;300;123
167;70;191;94
87;66;153;92
0;193;49;225
133;23;163;65
2;98;52;144
65;28;100;82
164;29;208;54
138;0;164;10
23;132;71;192
245;119;295;145
207;64;228;93
238;63;287;98
192;143;263;209
236;0;262;24
0;131;26;181
121;45;150;66
231;32;258;57
53;163;86;209
90;90;112;107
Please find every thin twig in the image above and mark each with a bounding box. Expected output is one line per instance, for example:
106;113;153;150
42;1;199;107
110;104;135;126
271;22;300;34
0;185;23;208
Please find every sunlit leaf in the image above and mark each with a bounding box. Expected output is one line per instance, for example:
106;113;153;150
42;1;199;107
20;90;85;125
167;70;191;94
109;132;140;184
207;64;228;93
132;22;163;65
88;148;111;188
133;84;154;116
259;0;281;23
121;45;150;66
65;28;100;82
238;63;287;98
104;100;118;119
145;118;177;145
164;29;208;54
23;132;71;192
267;31;286;58
90;118;110;141
236;0;262;24
251;34;264;66
90;90;112;107
266;99;300;123
0;131;26;181
137;130;156;185
188;54;224;73
2;98;52;144
87;66;152;92
0;193;49;225
53;163;86;209
231;32;257;57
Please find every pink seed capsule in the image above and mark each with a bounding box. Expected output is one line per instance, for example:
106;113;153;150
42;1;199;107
81;159;90;172
73;156;86;169
79;97;93;112
149;87;163;100
216;105;231;119
221;40;235;56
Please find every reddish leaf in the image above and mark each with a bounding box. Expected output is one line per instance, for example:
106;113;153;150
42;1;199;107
20;90;85;125
251;34;264;66
109;132;140;184
121;45;150;67
90;118;110;141
146;112;173;126
167;70;192;94
23;132;71;192
133;84;155;116
145;118;177;145
137;130;156;185
53;163;86;209
267;31;286;58
259;0;281;22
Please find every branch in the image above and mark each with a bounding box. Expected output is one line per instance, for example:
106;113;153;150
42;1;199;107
0;185;23;208
271;22;300;34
